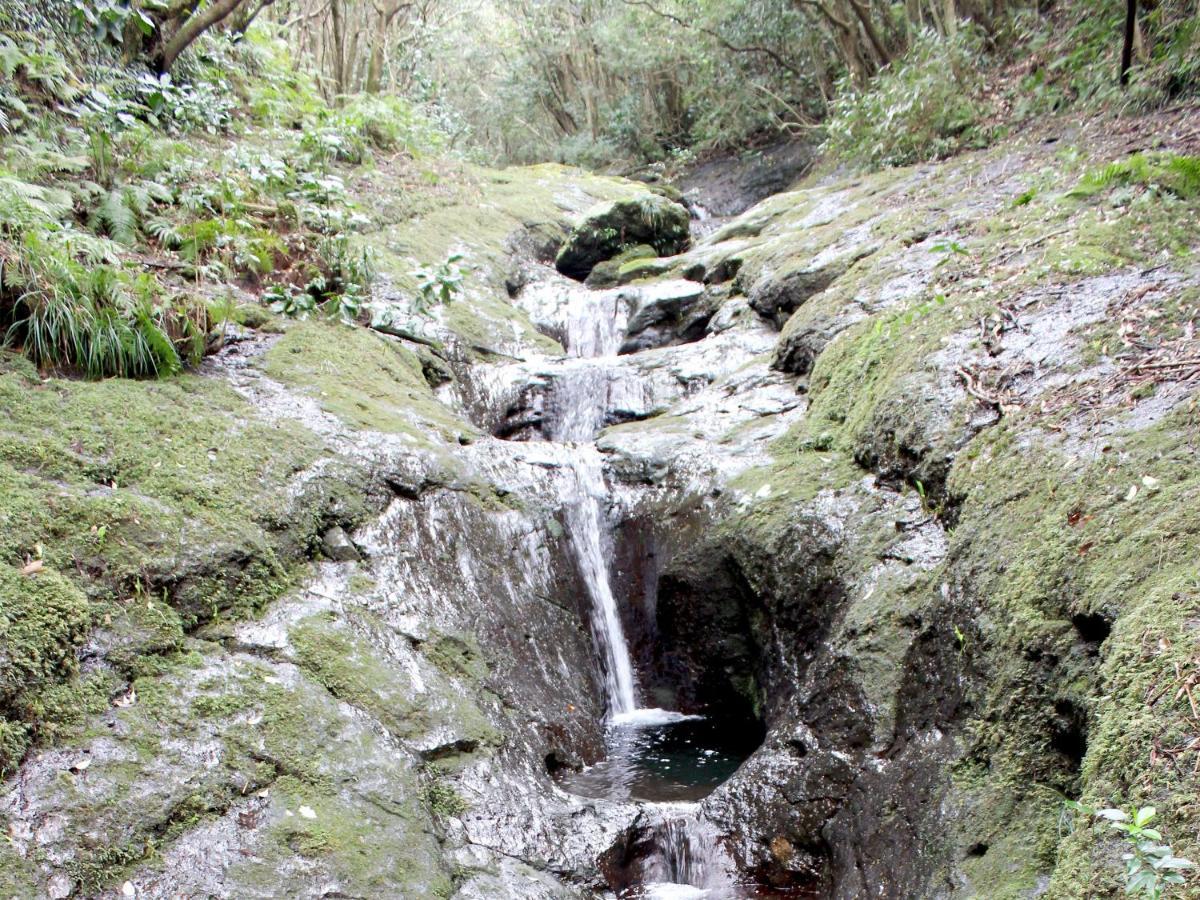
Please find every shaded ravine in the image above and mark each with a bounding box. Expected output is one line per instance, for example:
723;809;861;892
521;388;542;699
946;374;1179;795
454;262;801;898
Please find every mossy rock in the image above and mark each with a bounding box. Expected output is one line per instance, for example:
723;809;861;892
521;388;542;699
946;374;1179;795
555;195;690;281
0;565;90;773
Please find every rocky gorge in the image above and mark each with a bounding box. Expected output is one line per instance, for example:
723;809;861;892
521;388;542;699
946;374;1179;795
2;108;1199;900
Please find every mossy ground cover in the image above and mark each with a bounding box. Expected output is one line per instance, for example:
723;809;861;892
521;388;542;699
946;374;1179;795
713;124;1200;896
261;319;474;442
0;344;368;774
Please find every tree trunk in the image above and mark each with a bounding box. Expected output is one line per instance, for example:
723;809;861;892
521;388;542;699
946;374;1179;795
157;0;248;72
1120;0;1137;85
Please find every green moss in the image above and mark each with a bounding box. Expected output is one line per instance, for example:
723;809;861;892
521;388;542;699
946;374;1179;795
65;842;146;896
0;565;90;774
441;291;562;358
191;691;253;719
0;566;90;705
261;320;473;443
423;631;488;683
249;774;452;896
26;669;121;746
288;613;430;742
0;346;368;767
950;775;1062;898
944;407;1200;894
0;839;38;896
424;781;468;818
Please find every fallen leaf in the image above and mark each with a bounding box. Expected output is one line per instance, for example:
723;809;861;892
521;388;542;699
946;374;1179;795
1066;509;1082;526
1078;541;1095;556
20;560;43;576
113;689;137;708
298;805;317;820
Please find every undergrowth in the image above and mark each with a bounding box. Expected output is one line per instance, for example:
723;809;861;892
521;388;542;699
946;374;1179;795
823;27;992;170
0;20;446;380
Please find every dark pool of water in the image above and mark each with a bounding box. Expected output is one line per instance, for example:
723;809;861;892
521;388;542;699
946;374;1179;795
555;712;761;803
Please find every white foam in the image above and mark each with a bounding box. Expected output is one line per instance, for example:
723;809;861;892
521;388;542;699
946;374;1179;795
611;708;705;728
640;884;709;900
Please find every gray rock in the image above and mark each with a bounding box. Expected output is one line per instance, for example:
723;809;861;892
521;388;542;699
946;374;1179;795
744;241;878;327
320;525;360;561
555;195;691;281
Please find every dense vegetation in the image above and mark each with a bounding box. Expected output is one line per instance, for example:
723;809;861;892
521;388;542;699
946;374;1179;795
1;0;1195;380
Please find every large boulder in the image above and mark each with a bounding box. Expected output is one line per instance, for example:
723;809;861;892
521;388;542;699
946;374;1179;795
555;195;691;281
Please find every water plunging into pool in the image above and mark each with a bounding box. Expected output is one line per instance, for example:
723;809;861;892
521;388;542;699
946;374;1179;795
521;275;766;898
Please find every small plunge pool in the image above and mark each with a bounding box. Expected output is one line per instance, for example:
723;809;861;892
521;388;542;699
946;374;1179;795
554;708;762;803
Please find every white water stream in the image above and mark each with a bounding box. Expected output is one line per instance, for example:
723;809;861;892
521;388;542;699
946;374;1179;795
565;451;639;716
512;271;747;897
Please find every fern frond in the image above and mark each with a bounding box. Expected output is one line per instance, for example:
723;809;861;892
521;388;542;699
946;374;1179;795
0;175;72;229
145;216;183;248
144;181;174;205
91;188;138;244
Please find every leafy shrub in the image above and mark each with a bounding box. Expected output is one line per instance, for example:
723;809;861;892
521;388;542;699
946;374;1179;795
300;95;446;166
1066;802;1194;898
823;27;990;170
69;0;154;47
265;236;373;325
412;253;463;314
1007;1;1199;120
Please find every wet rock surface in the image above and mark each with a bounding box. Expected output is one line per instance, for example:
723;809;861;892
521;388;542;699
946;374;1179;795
556;195;692;281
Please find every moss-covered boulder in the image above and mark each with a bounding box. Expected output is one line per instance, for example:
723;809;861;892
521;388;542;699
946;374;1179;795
0;565;90;772
555;195;691;281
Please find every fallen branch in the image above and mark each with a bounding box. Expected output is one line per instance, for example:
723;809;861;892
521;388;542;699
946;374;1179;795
994;228;1071;266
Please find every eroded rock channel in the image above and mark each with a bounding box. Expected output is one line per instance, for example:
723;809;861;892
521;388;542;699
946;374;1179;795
4;118;1199;899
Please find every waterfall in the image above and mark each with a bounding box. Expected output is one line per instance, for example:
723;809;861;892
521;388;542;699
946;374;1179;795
638;805;738;898
521;276;642;716
564;451;638;716
495;252;761;896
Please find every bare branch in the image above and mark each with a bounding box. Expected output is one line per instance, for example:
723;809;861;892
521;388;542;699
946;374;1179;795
619;0;804;78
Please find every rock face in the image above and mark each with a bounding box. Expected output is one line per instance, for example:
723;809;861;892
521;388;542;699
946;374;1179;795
3;110;1200;900
555;195;691;281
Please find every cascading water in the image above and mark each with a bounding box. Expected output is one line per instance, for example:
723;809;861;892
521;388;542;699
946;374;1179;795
565;451;638;716
495;271;769;898
637;807;738;899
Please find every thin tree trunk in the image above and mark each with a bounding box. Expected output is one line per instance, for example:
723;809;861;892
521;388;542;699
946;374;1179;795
1120;0;1137;85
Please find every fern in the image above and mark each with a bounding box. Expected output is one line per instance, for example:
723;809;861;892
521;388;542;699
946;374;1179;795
145;216;184;248
89;188;139;244
1165;155;1200;199
1069;152;1200;200
0;175;72;231
0;37;26;80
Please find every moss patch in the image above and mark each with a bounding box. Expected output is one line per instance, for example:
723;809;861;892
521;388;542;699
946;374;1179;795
261;320;473;443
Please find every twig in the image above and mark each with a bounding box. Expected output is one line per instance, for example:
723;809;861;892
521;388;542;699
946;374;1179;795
994;228;1071;266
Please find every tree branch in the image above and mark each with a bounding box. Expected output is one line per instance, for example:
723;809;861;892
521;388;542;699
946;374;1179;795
157;0;250;71
619;0;803;78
